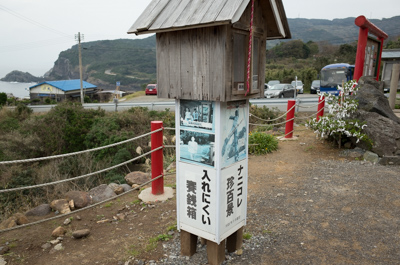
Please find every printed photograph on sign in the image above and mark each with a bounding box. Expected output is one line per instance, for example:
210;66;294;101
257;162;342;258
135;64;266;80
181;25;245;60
221;101;248;168
180;100;215;132
180;130;215;167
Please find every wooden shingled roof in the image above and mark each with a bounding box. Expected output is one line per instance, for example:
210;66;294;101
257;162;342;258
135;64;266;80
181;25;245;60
127;0;291;40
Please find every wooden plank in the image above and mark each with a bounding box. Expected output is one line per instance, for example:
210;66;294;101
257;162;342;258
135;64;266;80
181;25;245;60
159;0;191;29
173;0;206;28
127;0;168;33
180;230;197;256
206;240;226;265
156;33;170;98
209;26;226;101
200;0;230;24
185;0;215;26
168;31;181;98
225;28;234;101
192;28;209;100
216;0;245;22
180;31;194;99
150;0;183;31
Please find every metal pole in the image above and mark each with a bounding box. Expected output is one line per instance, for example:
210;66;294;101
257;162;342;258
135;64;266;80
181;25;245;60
389;64;400;109
151;121;164;195
284;100;296;138
77;32;84;105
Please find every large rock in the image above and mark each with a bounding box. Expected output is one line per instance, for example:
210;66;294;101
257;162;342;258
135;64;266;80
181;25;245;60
50;199;71;214
88;184;116;203
353;111;400;157
65;191;92;209
125;171;150;186
25;204;52;217
0;213;29;229
355;77;400;124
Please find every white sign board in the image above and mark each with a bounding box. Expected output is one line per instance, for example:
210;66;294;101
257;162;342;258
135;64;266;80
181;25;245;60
176;99;249;244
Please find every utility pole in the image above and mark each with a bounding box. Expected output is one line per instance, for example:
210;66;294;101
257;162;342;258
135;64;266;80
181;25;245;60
75;32;84;104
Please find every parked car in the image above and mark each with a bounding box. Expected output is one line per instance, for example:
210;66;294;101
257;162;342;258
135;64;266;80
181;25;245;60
145;84;157;95
291;80;304;94
265;80;280;89
264;84;295;98
310;80;320;94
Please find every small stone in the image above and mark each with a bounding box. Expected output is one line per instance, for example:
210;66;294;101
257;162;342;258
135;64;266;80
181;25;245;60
50;239;60;245
52;226;66;237
53;243;63;251
64;218;71;225
41;243;51;250
72;229;90;239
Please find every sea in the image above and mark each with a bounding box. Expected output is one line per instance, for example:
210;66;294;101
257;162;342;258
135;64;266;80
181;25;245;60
0;81;36;99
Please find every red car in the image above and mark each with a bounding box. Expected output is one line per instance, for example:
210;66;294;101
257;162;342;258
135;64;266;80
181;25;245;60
145;84;157;95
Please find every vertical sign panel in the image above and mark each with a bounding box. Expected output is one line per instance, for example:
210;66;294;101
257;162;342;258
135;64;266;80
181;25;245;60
178;162;217;241
220;100;248;168
219;160;248;240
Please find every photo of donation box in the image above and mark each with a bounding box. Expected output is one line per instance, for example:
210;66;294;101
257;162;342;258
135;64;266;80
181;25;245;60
128;0;291;252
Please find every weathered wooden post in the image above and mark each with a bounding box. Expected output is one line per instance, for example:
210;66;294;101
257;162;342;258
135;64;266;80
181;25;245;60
128;1;290;264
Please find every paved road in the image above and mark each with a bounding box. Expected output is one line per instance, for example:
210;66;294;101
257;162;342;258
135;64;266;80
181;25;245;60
23;94;320;113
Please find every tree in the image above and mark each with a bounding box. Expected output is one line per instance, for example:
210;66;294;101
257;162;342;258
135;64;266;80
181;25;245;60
385;36;400;49
0;92;7;106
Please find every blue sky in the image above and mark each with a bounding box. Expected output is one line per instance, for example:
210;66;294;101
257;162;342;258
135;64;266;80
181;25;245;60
0;0;399;78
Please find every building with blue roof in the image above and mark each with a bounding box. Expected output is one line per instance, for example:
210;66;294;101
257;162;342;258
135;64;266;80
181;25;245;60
29;79;97;102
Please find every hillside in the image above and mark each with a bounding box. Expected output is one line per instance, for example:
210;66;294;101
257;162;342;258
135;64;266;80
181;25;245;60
2;16;400;87
0;70;44;83
268;16;400;47
47;36;157;91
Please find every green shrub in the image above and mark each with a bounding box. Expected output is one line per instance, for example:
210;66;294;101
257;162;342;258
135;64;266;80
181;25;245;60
248;132;278;155
0;92;7;106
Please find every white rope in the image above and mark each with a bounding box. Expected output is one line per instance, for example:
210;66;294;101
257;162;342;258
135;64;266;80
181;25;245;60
0;128;163;165
295;107;325;120
250;103;296;122
0;173;172;233
250;117;295;127
0;146;163;193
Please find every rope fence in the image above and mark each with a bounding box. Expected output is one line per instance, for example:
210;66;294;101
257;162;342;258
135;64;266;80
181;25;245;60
0;128;163;165
0;99;326;232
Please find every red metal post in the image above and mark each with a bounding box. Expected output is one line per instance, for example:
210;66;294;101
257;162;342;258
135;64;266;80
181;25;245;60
316;96;325;121
284;100;296;138
354;26;369;81
151;121;164;195
376;37;385;81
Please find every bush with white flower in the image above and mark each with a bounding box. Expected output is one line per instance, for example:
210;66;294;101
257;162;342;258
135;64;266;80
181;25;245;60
307;80;372;148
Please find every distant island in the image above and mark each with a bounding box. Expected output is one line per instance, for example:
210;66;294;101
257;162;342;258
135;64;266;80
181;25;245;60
1;70;44;83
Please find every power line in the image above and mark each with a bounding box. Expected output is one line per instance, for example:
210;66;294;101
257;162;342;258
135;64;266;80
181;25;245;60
0;4;72;38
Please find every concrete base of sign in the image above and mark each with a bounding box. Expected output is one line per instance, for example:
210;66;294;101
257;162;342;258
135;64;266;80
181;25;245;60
206;240;226;265
180;230;198;256
226;226;244;253
277;135;299;141
138;187;174;203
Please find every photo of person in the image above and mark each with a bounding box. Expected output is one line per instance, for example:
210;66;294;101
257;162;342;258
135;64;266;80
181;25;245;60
221;101;248;168
180;130;215;167
188;136;198;160
180;100;214;131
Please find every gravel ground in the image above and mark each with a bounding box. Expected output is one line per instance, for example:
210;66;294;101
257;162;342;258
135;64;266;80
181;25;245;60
127;127;400;265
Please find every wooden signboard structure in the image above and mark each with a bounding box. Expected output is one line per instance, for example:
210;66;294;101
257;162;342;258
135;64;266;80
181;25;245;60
354;15;388;81
128;0;290;263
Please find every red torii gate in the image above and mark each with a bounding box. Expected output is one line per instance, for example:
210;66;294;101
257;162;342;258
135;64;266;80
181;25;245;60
354;15;388;81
